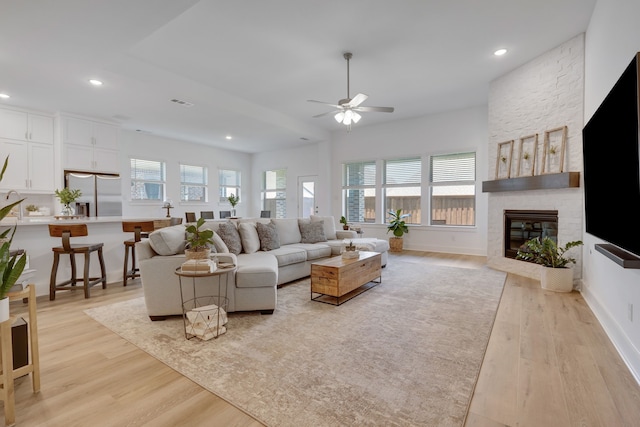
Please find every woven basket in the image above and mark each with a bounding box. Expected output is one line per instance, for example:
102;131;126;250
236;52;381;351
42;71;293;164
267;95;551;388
185;248;211;260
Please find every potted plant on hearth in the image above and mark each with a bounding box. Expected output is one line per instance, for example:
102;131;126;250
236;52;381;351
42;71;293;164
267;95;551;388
0;156;27;322
227;193;239;217
516;236;583;292
387;209;410;252
185;217;215;260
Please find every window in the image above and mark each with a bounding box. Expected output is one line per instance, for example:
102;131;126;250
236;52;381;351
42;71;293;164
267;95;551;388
219;169;241;203
180;164;207;202
262;169;286;218
342;161;376;223
429;152;476;226
384;158;421;224
130;158;165;201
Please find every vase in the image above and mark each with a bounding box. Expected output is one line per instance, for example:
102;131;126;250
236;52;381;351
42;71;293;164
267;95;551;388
185;248;211;261
61;204;75;216
0;297;8;322
231;209;236;217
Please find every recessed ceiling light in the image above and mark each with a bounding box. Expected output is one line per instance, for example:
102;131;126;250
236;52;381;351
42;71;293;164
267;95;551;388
0;93;9;99
89;79;103;86
494;48;507;56
225;136;232;140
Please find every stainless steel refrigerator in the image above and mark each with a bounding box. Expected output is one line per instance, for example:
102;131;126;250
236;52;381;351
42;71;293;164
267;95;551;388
65;172;122;217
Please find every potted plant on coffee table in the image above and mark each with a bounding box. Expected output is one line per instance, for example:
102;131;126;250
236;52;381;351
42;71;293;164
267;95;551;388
387;209;410;252
516;236;583;292
185;217;215;260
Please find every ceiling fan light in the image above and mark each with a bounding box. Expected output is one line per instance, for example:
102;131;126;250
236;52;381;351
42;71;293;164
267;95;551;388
334;112;345;123
352;111;361;123
343;116;352;126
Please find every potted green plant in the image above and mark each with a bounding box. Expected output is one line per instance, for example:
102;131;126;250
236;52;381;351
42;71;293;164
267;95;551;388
516;236;583;292
185;217;215;260
339;215;349;230
0;156;27;321
55;188;82;216
25;204;38;215
227;193;239;216
387;209;410;252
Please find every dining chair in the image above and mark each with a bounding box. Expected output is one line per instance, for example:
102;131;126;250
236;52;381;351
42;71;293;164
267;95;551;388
185;212;197;223
219;211;231;219
200;211;214;219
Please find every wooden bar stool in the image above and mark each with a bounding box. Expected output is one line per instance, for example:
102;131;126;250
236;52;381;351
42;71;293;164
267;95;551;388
122;221;155;286
49;223;107;300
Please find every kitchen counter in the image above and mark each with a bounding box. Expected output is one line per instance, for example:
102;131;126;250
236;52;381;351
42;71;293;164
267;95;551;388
3;216;177;298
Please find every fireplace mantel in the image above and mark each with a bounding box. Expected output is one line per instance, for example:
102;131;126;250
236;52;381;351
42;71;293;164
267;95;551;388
482;172;580;193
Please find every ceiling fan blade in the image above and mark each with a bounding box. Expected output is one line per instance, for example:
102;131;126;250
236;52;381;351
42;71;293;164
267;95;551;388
312;110;341;118
354;106;395;113
307;99;342;108
348;93;368;107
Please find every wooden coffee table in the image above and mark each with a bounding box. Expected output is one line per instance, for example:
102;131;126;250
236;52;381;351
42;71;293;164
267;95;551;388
310;251;382;305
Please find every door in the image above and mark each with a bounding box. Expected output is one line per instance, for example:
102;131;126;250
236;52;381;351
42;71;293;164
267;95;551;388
298;176;317;218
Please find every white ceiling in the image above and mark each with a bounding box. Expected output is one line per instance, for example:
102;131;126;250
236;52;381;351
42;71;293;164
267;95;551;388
0;0;596;153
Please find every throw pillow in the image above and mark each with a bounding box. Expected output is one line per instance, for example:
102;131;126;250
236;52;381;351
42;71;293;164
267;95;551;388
310;215;337;240
299;220;327;244
212;231;229;253
256;221;280;251
148;225;186;256
238;222;260;254
271;218;302;245
217;222;242;255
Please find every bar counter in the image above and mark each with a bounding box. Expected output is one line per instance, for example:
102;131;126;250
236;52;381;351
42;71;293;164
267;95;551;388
4;217;174;297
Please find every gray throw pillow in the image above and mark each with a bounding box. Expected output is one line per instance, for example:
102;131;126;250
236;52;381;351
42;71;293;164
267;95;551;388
217;222;242;255
256;221;280;251
299;220;327;244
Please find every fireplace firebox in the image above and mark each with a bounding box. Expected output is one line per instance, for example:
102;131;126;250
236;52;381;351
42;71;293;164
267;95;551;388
504;210;558;259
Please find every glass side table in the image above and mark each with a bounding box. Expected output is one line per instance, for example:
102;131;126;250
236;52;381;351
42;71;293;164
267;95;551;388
175;265;236;340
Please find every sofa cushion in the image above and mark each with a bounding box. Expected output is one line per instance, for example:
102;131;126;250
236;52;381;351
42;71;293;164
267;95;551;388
288;243;331;261
235;253;278;288
212;231;229;253
299;220;327;243
217;221;242;255
148;225;186;256
266;246;307;267
238;222;260;254
310;215;337;240
271;218;302;245
256;221;280;251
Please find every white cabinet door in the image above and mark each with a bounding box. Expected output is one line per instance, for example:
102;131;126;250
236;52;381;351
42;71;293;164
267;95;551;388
93;147;119;173
93;122;119;150
28;143;54;191
0;139;28;190
63;117;93;146
28;114;54;144
0;109;28;141
65;144;94;171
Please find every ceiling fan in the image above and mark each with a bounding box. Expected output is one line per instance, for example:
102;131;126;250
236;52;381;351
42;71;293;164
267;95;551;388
308;52;394;129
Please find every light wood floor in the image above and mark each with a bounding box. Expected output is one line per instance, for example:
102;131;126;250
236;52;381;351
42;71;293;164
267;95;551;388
2;251;639;426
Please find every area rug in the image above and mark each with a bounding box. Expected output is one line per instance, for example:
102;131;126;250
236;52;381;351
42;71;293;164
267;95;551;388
85;261;506;427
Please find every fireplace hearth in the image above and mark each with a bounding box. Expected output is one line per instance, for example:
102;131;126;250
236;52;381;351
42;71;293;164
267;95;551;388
504;210;558;259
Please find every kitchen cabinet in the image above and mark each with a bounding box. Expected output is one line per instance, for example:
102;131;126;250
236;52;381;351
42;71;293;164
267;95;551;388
62;116;120;172
0;139;55;192
0;108;54;144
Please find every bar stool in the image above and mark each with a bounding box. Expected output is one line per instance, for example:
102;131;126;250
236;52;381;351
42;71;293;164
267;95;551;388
49;223;107;300
122;221;155;286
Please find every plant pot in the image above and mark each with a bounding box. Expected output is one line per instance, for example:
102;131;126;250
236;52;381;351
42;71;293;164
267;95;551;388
0;297;8;322
343;225;349;230
540;266;574;292
389;236;403;252
185;248;211;261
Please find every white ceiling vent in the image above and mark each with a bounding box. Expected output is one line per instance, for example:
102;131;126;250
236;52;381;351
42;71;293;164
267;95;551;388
170;98;194;107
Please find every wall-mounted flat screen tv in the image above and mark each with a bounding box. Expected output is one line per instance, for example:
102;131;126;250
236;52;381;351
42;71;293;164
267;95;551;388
582;52;640;258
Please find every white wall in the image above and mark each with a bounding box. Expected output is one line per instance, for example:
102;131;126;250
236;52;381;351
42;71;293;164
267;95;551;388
329;106;489;255
582;0;640;382
120;130;252;220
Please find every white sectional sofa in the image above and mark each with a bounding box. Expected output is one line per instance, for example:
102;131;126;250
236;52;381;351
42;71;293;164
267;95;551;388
137;215;389;320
